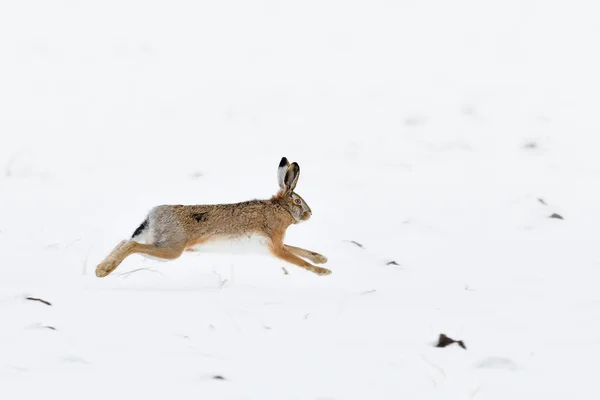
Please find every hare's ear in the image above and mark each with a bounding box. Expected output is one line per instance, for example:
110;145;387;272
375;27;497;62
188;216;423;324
284;162;300;193
278;157;290;190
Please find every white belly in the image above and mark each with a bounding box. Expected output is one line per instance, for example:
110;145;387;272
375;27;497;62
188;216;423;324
187;234;271;256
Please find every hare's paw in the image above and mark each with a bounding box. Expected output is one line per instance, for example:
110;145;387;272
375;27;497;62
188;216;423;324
310;252;328;264
312;266;332;276
95;260;118;278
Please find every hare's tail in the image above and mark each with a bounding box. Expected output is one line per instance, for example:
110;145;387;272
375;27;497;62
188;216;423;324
131;218;149;239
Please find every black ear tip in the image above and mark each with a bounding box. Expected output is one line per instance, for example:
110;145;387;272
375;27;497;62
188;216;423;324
279;157;289;167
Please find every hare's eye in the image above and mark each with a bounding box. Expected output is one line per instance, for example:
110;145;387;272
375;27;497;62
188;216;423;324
294;199;302;205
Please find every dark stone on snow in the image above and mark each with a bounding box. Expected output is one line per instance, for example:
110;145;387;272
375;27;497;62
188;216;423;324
436;334;466;350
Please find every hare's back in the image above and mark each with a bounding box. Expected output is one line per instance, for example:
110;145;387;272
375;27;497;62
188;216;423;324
163;202;275;254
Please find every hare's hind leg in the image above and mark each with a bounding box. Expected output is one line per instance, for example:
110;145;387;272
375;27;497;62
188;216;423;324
94;240;129;277
284;245;328;264
95;241;185;278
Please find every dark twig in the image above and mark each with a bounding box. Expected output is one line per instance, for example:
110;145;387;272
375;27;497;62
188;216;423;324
25;297;52;306
345;240;364;249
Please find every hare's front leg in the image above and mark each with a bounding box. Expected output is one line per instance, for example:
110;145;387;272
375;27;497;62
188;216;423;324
95;240;184;277
269;241;331;276
284;245;328;264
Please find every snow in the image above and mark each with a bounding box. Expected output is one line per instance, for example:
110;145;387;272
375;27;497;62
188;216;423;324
1;0;600;398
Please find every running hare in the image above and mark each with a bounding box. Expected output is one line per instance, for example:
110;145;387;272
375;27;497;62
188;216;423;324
95;157;331;278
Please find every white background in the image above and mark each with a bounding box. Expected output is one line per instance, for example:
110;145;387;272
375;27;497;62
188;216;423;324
1;1;599;398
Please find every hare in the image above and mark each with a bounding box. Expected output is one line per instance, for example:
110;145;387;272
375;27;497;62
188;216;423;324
95;157;331;278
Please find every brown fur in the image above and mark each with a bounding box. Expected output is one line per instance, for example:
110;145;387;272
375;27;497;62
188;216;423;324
95;158;330;278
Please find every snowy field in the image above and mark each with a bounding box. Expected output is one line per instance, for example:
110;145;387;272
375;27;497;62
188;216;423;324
1;1;600;398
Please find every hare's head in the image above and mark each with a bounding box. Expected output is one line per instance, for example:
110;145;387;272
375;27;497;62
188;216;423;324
276;157;312;223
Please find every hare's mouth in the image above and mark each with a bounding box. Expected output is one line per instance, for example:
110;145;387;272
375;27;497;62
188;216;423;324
301;212;311;221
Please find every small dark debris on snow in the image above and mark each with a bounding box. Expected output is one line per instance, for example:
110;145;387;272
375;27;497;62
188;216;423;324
212;375;226;380
537;198;548;206
523;141;538;150
436;334;467;350
549;213;564;220
25;297;52;306
345;240;364;249
386;261;400;266
44;326;57;331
